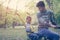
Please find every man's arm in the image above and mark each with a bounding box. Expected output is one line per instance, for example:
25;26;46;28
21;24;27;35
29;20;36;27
49;11;57;25
47;11;57;28
49;12;60;29
37;13;40;24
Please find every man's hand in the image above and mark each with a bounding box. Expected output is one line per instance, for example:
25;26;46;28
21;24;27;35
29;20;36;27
54;25;60;29
50;25;56;28
49;21;60;29
49;21;56;28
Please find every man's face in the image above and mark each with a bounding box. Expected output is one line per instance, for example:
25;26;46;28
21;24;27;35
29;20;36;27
38;6;45;12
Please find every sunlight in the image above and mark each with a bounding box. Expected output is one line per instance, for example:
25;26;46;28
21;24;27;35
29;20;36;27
1;0;32;11
2;0;25;10
0;0;41;11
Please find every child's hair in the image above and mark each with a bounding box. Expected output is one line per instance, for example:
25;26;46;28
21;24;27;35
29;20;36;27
36;1;45;7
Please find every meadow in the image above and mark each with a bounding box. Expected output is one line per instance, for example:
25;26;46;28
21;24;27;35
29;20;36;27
0;26;60;40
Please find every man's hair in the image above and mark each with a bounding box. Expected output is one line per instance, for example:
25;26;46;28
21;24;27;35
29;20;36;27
36;1;45;7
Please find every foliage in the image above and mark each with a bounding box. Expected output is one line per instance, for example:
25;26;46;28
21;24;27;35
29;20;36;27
0;0;60;28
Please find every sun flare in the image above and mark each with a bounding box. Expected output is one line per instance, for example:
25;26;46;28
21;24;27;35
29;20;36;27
0;0;41;12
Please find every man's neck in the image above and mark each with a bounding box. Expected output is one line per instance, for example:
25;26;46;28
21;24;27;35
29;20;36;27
40;9;47;13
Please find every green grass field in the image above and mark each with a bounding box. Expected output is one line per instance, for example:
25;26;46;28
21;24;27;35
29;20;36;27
0;26;60;40
0;28;27;40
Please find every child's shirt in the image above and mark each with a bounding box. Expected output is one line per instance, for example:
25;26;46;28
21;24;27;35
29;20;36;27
25;23;31;32
25;23;34;33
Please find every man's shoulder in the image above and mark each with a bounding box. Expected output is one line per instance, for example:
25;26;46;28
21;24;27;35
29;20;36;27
47;10;53;15
47;10;53;13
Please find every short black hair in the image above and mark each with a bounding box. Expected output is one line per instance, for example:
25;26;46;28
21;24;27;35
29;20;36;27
36;1;45;7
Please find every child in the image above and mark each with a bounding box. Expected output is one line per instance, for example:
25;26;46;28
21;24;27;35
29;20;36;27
25;16;34;33
25;16;38;40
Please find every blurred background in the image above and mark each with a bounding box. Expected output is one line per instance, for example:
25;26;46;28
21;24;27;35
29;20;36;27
0;0;60;28
0;0;60;40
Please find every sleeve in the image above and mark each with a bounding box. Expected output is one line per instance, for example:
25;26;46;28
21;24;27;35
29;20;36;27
49;11;57;25
37;13;40;24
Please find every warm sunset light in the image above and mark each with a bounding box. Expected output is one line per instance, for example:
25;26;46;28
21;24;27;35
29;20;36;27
0;0;41;11
0;0;60;40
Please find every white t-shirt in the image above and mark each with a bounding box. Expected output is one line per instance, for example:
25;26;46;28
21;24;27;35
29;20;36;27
25;23;31;32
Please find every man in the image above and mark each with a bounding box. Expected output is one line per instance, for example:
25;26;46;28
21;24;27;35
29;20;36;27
36;1;59;40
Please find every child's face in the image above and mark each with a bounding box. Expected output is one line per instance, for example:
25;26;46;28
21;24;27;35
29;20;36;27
26;17;31;23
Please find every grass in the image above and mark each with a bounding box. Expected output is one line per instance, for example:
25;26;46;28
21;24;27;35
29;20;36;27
0;28;27;40
0;26;60;40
